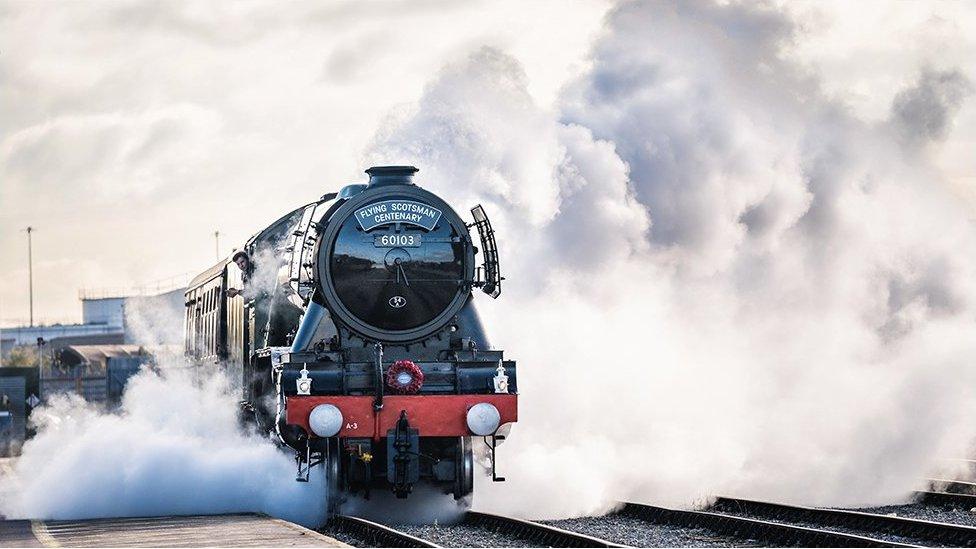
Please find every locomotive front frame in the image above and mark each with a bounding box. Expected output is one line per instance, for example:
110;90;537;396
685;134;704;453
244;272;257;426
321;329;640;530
278;347;518;506
271;335;518;509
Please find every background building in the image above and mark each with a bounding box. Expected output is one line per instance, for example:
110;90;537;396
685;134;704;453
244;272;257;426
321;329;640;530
0;282;185;366
0;281;185;453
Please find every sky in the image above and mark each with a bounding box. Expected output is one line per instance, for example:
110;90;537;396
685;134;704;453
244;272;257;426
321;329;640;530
0;0;609;324
0;0;973;325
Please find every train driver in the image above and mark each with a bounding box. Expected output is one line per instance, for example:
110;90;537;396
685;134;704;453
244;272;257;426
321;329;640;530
227;250;251;299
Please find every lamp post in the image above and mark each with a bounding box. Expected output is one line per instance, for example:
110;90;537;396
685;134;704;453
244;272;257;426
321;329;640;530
214;230;220;260
25;226;34;327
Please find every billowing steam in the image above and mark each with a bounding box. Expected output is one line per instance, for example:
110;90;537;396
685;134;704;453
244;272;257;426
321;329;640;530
0;363;328;526
366;0;976;519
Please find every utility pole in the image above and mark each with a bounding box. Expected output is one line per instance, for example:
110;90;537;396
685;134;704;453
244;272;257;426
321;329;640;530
214;230;220;260
25;226;34;327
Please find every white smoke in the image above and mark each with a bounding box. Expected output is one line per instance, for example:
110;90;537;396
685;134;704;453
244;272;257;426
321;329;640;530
247;239;291;300
0;362;328;526
366;0;976;519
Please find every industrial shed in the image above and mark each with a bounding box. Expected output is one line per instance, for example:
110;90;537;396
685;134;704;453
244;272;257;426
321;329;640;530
45;344;151;406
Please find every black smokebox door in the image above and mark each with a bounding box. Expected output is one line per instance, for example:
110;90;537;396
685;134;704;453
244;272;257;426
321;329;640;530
330;215;464;331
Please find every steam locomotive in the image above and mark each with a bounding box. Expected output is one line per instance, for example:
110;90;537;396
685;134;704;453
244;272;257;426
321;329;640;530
184;166;517;513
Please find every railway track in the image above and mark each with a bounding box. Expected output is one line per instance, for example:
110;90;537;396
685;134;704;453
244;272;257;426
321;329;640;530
327;515;439;548
329;502;914;547
916;489;976;508
326;490;976;548
614;502;907;547
927;478;976;495
325;510;623;548
709;496;976;547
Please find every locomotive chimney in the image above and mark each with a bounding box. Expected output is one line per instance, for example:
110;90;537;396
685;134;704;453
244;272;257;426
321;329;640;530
365;165;418;187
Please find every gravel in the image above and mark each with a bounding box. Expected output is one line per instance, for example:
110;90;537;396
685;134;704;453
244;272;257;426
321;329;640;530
394;523;539;547
325;514;761;548
543;514;761;547
847;502;976;528
318;527;371;547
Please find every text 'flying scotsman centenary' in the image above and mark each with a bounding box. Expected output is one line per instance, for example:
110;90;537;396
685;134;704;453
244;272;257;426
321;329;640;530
355;200;443;231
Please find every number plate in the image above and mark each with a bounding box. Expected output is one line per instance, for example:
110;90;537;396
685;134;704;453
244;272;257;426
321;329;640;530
374;234;423;248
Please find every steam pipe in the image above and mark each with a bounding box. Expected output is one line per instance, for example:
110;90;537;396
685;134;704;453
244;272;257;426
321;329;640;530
291;300;326;352
373;342;384;413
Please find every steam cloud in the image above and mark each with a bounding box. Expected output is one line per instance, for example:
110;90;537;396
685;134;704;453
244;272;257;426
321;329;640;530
367;0;976;519
891;68;974;146
0;363;328;526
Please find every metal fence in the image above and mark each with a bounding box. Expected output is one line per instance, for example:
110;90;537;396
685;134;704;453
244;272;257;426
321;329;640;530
41;357;149;408
0;376;27;455
78;273;191;301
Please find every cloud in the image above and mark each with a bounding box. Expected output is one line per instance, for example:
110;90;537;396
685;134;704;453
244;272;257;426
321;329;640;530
1;105;224;200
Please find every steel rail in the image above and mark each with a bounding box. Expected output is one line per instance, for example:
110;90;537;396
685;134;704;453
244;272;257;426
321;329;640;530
916;490;976;508
620;501;913;548
329;515;440;548
463;510;626;548
927;478;976;495
713;496;976;547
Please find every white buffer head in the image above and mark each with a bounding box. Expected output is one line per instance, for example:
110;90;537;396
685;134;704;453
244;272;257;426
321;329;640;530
466;402;501;436
308;404;343;437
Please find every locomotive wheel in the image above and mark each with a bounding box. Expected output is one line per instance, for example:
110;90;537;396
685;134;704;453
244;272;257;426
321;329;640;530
454;436;474;500
324;438;343;516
